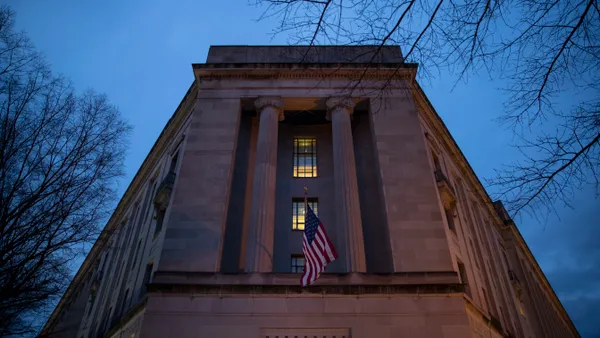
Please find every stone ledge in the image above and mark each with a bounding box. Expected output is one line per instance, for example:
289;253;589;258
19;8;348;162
147;283;465;295
152;271;460;286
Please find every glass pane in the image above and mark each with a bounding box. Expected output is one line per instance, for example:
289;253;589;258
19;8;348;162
293;138;317;178
292;200;318;230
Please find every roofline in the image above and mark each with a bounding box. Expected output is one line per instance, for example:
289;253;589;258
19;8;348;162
40;81;197;335
208;44;402;47
192;62;418;69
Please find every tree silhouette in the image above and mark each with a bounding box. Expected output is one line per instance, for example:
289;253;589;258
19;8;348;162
0;6;130;336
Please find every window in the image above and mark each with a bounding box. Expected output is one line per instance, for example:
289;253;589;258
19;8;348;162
144;262;154;284
458;261;471;297
140;262;154;297
293;137;317;177
292;198;318;230
169;151;179;173
469;238;480;269
131;240;141;270
445;208;456;232
291;255;305;273
432;151;442;171
120;289;130;318
153;209;166;237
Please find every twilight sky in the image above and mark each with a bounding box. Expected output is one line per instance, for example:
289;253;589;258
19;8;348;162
5;0;598;336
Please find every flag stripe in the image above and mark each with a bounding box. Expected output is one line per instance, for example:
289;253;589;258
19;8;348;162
300;205;338;287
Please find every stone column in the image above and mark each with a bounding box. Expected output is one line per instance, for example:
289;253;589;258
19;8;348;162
244;97;284;272
326;97;367;272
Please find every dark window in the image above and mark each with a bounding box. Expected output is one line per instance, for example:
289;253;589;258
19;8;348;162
292;198;318;230
458;261;471;297
432;151;442;171
293;138;317;177
169;151;179;173
469;238;480;269
142;180;158;224
153;209;166;237
445;208;456;232
140;262;154;297
144;263;154;284
128;204;140;246
131;240;141;270
291;255;305;273
120;289;130;317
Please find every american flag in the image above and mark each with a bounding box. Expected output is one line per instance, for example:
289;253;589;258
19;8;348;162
301;204;338;287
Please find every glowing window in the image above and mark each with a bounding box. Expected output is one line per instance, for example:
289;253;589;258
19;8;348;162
292;198;318;231
293;138;317;177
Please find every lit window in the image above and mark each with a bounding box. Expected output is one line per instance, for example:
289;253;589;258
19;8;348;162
293;137;317;177
291;255;305;273
292;198;318;230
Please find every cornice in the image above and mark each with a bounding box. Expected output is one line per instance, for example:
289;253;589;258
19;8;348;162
41;82;198;334
194;65;417;82
148;283;465;295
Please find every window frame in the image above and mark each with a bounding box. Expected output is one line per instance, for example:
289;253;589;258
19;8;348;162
291;198;318;231
445;208;456;232
293;137;318;178
291;254;305;273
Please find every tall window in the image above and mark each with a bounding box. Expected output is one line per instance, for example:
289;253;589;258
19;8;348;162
432;151;442;171
293;137;317;177
445;208;456;232
291;255;305;273
153;209;165;237
140;262;154;297
292;198;318;230
169;150;179;173
458;261;471;297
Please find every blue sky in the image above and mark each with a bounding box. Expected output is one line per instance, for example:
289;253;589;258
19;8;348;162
5;0;598;336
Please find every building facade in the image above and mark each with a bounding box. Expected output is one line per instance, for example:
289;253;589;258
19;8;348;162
41;46;579;338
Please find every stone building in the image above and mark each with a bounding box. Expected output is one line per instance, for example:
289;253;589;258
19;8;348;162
41;46;579;338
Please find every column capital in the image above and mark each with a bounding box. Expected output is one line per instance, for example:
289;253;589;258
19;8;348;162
326;97;356;121
255;97;285;121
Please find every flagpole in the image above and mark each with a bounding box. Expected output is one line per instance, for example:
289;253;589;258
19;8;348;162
303;186;308;218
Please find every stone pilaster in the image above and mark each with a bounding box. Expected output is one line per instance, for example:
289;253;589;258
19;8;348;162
326;97;367;272
244;97;284;272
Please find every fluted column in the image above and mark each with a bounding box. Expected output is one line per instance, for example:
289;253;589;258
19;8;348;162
245;97;284;272
326;97;367;272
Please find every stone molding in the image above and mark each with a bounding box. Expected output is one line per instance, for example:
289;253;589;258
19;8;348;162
260;327;350;338
194;66;416;82
152;271;461;286
147;283;465;295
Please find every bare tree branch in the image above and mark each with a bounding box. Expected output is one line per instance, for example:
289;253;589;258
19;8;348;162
0;6;131;337
256;0;600;217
